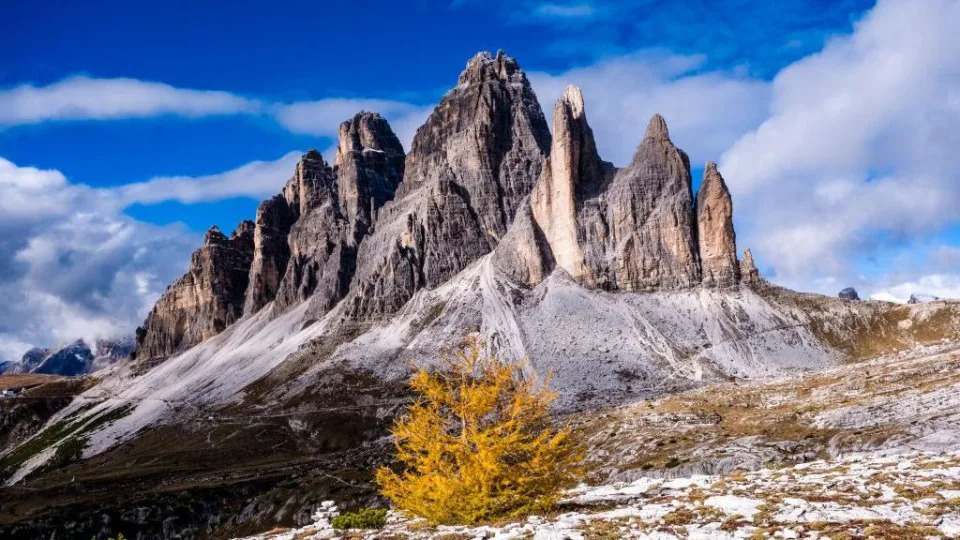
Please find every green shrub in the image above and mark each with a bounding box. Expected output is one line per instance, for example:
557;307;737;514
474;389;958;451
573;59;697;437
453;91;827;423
331;508;387;530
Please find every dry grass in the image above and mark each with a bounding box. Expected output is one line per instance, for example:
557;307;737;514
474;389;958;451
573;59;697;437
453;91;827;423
0;374;65;391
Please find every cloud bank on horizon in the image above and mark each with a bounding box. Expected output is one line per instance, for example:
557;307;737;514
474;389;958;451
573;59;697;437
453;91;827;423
0;0;958;361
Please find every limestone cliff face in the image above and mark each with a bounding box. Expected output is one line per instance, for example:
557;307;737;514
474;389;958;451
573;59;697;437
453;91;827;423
605;115;700;290
335;112;405;241
529;86;607;282
244;195;296;314
135;223;255;364
136;52;768;366
344;51;550;319
696;162;739;287
137;115;406;361
498;89;710;292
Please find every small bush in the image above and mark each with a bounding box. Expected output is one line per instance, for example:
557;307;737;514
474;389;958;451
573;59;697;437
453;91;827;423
331;508;387;530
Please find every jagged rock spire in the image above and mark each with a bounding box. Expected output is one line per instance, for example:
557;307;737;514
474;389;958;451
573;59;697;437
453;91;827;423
335;112;405;241
243;195;296;314
605;113;699;290
135;220;255;366
527;85;605;282
697;162;739;287
346;50;550;319
740;248;761;284
644;113;670;140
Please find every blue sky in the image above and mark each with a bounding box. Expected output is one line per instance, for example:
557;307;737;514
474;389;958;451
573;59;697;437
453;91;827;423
2;0;960;360
0;0;871;229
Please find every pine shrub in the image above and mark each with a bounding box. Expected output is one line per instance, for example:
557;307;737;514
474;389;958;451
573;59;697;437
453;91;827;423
330;508;387;530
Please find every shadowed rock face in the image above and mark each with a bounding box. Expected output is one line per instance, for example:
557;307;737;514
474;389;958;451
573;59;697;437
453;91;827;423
344;50;551;320
244;195;296;315
697;162;739;288
245;114;406;317
135;223;255;364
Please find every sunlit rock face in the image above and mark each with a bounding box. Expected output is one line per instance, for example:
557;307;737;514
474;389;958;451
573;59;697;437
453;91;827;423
697;162;739;288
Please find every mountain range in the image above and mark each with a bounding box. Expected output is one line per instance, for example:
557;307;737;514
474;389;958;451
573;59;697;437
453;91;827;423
0;338;133;378
2;51;960;539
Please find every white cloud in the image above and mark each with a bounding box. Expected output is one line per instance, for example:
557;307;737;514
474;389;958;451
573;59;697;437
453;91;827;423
0;157;264;362
532;3;596;19
111;151;302;205
0;76;431;153
870;274;960;304
528;51;770;167
718;0;960;292
0;76;262;125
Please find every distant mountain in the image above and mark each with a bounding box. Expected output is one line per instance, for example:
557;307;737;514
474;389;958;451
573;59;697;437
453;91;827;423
1;338;133;377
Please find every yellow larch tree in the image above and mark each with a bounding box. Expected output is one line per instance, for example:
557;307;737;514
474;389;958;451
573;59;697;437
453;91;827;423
376;337;584;525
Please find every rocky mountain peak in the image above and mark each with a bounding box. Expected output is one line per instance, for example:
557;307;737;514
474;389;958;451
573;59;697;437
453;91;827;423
697;161;739;287
136;51;766;363
740;248;761;284
334;111;405;238
135;218;256;365
345;49;550;319
232;220;255;238
644;113;670;141
607;113;699;290
519;84;606;284
204;225;227;245
458;50;520;86
282;150;336;216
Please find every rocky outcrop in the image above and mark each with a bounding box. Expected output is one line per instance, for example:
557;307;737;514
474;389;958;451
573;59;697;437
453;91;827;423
740;248;761;285
135;51;765;364
244;195;296;314
335;112;405;241
839;287;860;301
696;162;739;287
345;51;550;319
500;88;719;292
134;223;255;364
527;86;609;285
138;112;406;362
272;153;345;310
606;115;700;291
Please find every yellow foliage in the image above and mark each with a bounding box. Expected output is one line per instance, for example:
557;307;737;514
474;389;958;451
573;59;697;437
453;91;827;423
376;337;584;525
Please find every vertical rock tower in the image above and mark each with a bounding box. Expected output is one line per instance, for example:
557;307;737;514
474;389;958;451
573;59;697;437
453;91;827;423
696;162;739;287
345;50;551;319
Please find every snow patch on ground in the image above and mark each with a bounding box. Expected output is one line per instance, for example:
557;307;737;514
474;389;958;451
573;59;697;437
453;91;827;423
237;450;960;539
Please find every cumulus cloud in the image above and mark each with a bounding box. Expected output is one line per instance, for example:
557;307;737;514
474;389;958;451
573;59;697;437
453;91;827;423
716;0;960;295
528;52;770;167
0;158;201;362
